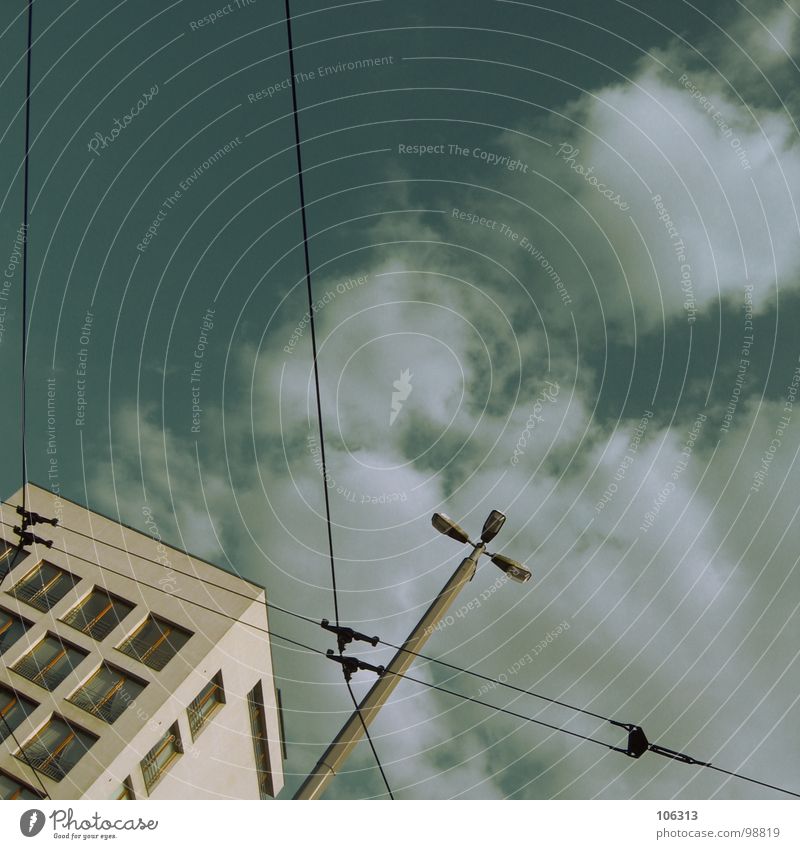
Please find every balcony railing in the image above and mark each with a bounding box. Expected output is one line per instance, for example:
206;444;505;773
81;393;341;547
141;733;182;791
248;687;273;799
69;689;120;723
62;610;120;641
12;576;73;612
118;636;177;671
19;745;71;781
12;655;70;690
187;682;223;737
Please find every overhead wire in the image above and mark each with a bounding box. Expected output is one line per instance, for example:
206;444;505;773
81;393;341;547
2;521;798;799
0;0;52;803
344;678;395;799
282;0;340;629
18;0;33;519
265;632;800;799
3;0;794;810
375;630;612;724
281;0;394;798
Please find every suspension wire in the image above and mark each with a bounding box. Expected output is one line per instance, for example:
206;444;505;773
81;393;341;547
4;532;798;798
5;0;793;804
0;511;305;613
11;0;787;808
344;678;395;799
265;633;800;799
3;525;797;799
18;0;34;518
268;633;631;753
1;513;609;732
6;513;799;798
704;764;800;800
282;0;339;628
376;633;611;723
267;600;611;720
2;517;388;795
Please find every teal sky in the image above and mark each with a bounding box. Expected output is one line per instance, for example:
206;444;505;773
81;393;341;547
1;0;799;800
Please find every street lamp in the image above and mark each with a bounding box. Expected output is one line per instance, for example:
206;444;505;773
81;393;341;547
431;512;471;544
481;509;506;542
431;510;533;583
490;553;532;583
295;508;533;799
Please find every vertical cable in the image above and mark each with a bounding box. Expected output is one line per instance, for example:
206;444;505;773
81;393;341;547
0;0;51;803
282;0;340;626
19;0;34;515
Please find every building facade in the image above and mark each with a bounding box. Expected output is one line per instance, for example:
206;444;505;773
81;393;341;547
0;484;284;800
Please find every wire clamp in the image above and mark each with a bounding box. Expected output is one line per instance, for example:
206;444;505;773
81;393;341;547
326;650;385;682
321;619;380;654
609;721;710;765
609;721;650;758
13;526;53;549
16;506;58;529
648;743;710;767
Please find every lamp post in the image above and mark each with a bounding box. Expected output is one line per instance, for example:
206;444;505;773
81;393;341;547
294;510;531;799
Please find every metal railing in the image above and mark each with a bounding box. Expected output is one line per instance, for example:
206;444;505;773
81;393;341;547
12;654;70;690
12;574;74;612
247;687;272;799
69;688;123;724
62;608;120;641
19;744;70;781
118;636;178;671
141;732;182;791
187;681;224;737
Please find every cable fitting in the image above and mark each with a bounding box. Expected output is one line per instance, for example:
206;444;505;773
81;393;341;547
16;506;58;528
326;650;385;682
321;619;380;654
13;526;53;549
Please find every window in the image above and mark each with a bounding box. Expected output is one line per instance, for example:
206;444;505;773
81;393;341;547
62;588;134;640
0;685;38;742
187;672;225;738
276;688;288;761
0;540;17;581
69;664;145;724
13;633;88;691
117;616;192;671
115;778;135;800
247;682;275;799
141;722;182;792
0;770;43;800
17;715;98;781
10;561;78;612
0;607;31;654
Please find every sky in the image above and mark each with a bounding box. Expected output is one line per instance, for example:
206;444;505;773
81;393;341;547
1;0;799;799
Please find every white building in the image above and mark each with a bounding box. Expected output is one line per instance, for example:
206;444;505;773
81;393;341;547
0;483;284;800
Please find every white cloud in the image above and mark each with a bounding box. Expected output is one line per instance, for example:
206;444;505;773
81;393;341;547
87;1;800;800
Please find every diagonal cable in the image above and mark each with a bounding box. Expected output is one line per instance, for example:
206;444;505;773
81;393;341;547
266;631;800;799
0;695;51;800
282;0;339;627
344;678;395;799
